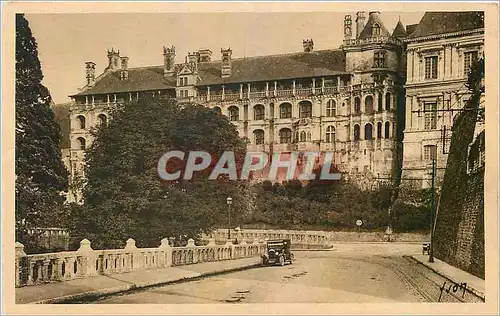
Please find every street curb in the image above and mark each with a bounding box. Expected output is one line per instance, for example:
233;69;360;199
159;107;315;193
407;255;485;301
29;261;262;304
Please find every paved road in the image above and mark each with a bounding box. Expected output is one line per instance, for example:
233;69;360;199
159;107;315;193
91;244;481;304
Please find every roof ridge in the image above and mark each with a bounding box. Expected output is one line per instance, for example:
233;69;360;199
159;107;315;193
124;48;343;71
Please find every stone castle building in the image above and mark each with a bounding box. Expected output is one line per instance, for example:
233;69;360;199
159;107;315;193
63;11;484;202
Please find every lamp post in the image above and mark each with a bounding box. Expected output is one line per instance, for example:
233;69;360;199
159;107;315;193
429;158;436;263
226;197;232;240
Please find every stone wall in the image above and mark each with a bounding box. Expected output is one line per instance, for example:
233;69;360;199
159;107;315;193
433;108;484;279
207;228;428;245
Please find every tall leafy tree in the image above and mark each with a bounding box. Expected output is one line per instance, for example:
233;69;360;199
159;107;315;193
15;14;68;250
71;97;251;249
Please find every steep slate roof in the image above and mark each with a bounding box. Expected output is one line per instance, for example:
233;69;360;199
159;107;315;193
52;102;71;149
406;24;419;37
71;49;347;96
392;20;407;38
72;66;177;97
358;11;391;39
196;49;347;86
408;11;484;39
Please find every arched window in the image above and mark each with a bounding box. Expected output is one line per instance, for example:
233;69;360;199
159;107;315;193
377;122;382;139
326;100;336;117
213;106;222;114
326;126;335;143
254;104;265;120
228;106;239;121
300;131;306;142
299;101;312;118
365;123;373;140
77;137;86;150
372;24;381;36
385;92;391;110
97;114;107;127
307;132;311;142
279;128;292;144
365;96;374;114
354;124;360;141
354;97;361;115
377;93;383;112
385;121;390;139
76;115;86;129
253;129;264;145
280;103;292;119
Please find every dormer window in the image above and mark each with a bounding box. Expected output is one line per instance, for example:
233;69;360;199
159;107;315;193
372;24;381;36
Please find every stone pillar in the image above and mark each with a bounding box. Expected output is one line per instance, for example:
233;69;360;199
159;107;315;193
129;93;132;102
312;78;316;94
321;77;325;94
160;238;173;267
292;80;296;96
114;94;117;103
107;94;110;104
274;81;277;97
136;92;139;100
124;238;138;271
187;238;196;263
77;238;97;277
337;77;341;91
265;82;269;98
207;86;211;102
91;95;95;105
85;96;89;105
15;242;26;287
247;83;251;99
240;84;243;99
222;85;225;101
407;50;413;83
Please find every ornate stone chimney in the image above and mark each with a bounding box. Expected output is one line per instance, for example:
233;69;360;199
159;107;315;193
344;15;353;40
85;61;96;86
221;48;232;78
106;48;121;71
356;12;366;38
303;39;314;52
120;57;129;80
163;45;176;76
198;49;212;62
187;52;199;74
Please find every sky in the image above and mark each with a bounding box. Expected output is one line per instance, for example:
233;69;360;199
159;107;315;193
26;12;425;104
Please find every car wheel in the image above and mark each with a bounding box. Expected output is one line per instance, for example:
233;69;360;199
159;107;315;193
279;255;285;266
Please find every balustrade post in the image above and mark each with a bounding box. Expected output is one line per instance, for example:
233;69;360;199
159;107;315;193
77;238;97;277
124;238;138;271
160;238;173;267
186;238;196;264
15;242;26;287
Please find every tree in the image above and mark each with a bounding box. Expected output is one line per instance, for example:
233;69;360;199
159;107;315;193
15;14;68;251
71;97;250;249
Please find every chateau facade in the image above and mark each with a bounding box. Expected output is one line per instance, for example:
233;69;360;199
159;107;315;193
64;11;484;202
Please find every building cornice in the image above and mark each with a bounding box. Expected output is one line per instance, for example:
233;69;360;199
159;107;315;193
405;28;484;44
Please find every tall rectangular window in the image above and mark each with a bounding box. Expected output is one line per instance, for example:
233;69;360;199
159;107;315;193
425;56;438;79
424;145;437;161
464;51;479;76
373;51;386;68
424;102;437;130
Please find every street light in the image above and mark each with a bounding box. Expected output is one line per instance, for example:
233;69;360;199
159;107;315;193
226;197;233;240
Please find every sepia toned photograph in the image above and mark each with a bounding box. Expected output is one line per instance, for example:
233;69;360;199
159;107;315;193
2;2;498;315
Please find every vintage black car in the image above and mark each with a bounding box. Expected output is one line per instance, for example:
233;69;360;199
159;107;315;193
261;239;294;266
